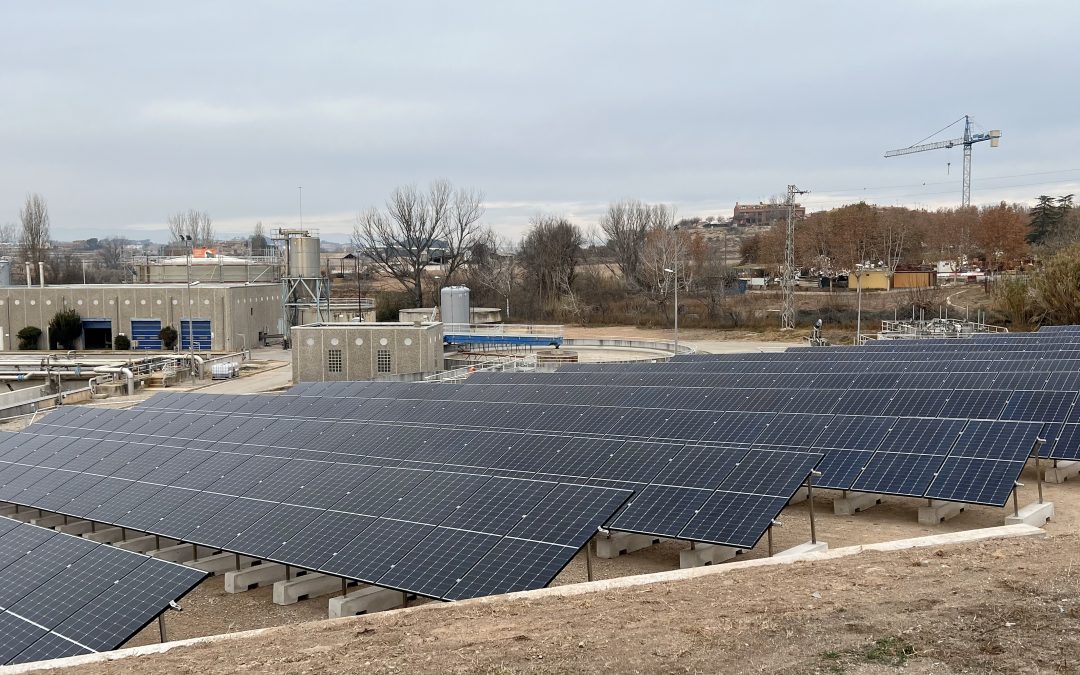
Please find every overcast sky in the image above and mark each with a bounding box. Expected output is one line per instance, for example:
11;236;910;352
3;1;1078;243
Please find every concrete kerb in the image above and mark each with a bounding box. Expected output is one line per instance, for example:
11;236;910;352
0;523;1047;675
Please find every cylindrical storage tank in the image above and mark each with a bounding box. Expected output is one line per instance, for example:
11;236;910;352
0;259;10;287
288;236;321;277
440;286;470;326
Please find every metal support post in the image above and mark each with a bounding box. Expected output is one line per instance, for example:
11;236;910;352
235;553;241;571
1033;438;1046;504
191;543;197;559
1012;484;1020;517
585;537;594;582
767;524;774;557
158;614;167;643
807;470;821;545
341;578;348;597
286;565;292;581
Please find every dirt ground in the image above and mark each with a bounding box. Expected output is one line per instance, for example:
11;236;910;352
43;531;1080;674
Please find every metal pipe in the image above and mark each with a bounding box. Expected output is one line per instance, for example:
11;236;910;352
158;614;167;643
38;261;45;288
807;471;820;545
767;524;773;557
1012;485;1020;517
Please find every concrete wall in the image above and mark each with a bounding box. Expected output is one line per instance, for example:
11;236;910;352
892;271;937;289
291;322;443;383
854;271;890;290
0;284;281;352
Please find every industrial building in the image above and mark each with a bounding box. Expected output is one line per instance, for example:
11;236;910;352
132;252;281;284
290;321;444;382
0;283;281;351
732;201;805;227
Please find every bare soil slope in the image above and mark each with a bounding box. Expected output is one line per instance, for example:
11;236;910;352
43;533;1080;675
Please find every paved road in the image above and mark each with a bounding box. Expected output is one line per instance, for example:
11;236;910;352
199;363;292;394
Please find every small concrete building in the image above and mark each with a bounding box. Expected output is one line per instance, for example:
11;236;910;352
291;322;444;383
0;283;282;351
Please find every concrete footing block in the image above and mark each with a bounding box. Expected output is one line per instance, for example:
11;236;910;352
679;543;738;568
833;493;882;516
787;486;808;505
82;527;125;544
594;532;661;559
29;513;68;528
1005;501;1054;527
6;508;43;523
328;586;405;617
225;563;288;593
775;541;828;558
273;572;343;606
918;500;965;525
150;543;216;563
114;535;174;553
56;520;95;535
1044;461;1080;484
190;552;257;576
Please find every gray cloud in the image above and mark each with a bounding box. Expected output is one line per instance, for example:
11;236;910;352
2;1;1078;242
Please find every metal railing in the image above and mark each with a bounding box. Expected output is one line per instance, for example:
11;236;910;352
442;323;564;337
425;354;539;382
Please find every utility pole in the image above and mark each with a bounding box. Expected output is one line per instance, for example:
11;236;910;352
781;185;809;330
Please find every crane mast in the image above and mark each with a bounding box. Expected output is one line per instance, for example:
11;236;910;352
885;115;1001;207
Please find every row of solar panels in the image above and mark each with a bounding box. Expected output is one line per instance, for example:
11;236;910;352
0;516;204;665
135;387;1044;510
277;378;1079;461
0;422;629;602
25;401;823;553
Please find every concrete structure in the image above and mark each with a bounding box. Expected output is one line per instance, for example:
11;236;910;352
291;321;444;383
0;283;281;351
132;254;281;284
733;201;805;227
399;307;502;324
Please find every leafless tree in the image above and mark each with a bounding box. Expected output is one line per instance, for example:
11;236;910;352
441;185;485;284
19;193;51;265
466;228;517;318
599;200;675;290
250;221;269;254
352;180;481;307
519;214;584;315
167;209;215;245
0;223;16;245
97;236;128;270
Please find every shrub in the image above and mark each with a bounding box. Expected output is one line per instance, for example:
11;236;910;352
159;325;179;349
17;326;42;350
48;308;82;350
113;334;131;350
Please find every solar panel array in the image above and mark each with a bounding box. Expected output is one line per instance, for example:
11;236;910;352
0;515;205;665
0;422;630;602
23;396;823;554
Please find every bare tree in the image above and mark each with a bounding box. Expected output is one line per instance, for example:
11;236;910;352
0;223;16;245
167;209;215;245
352;180;481;308
466;228;516;318
19;193;51;265
441;185;485;284
97;236;128;270
250;221;269;254
519;214;584;316
599;199;675;290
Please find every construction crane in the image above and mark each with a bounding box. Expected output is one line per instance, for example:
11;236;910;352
885;115;1001;207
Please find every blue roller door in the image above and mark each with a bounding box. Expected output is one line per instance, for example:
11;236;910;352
130;319;162;350
179;319;212;350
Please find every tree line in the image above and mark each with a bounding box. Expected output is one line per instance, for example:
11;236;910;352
739;195;1080;276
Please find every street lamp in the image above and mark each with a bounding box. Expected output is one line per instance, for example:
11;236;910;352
184;236;197;383
664;267;679;354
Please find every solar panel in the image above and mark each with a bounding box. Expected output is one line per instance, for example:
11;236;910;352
0;516;205;666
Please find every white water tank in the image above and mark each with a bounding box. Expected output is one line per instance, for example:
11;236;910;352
287;236;321;278
440;286;470;326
